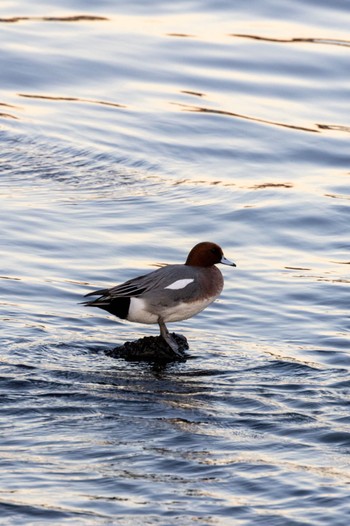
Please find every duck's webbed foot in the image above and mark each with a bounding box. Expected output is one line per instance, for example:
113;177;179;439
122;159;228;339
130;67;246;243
158;318;184;357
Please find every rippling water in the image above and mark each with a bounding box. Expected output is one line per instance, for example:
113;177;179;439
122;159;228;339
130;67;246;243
1;1;349;525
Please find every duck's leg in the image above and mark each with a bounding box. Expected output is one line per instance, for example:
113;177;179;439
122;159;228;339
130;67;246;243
158;318;182;356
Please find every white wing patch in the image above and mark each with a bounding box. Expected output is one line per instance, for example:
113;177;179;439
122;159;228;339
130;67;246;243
164;278;194;290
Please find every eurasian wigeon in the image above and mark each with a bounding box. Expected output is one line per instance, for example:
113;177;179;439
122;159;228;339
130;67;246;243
83;241;236;355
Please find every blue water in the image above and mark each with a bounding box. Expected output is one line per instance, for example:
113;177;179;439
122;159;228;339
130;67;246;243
1;1;349;525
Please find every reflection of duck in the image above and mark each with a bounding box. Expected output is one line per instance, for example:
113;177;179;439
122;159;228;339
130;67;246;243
83;242;236;355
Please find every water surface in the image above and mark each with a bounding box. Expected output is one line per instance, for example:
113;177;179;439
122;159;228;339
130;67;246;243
1;1;349;525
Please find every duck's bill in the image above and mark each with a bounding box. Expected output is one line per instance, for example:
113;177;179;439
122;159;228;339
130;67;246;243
220;255;236;267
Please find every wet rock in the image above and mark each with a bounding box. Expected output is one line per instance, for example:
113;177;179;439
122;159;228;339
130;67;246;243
105;333;189;362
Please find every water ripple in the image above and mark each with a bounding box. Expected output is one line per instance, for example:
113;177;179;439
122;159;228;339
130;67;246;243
1;1;350;524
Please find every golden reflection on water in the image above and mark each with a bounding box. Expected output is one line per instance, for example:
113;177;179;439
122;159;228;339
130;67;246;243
2;9;350;50
233;33;350;48
18;93;126;109
0;15;108;23
173;102;319;133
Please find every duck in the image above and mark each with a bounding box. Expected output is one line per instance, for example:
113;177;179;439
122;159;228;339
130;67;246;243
83;241;236;355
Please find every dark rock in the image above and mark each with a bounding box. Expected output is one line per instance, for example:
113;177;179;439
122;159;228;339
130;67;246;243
105;333;189;362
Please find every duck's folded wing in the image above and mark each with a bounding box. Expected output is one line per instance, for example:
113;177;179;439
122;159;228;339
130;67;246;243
83;266;173;302
83;264;202;306
84;275;149;302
